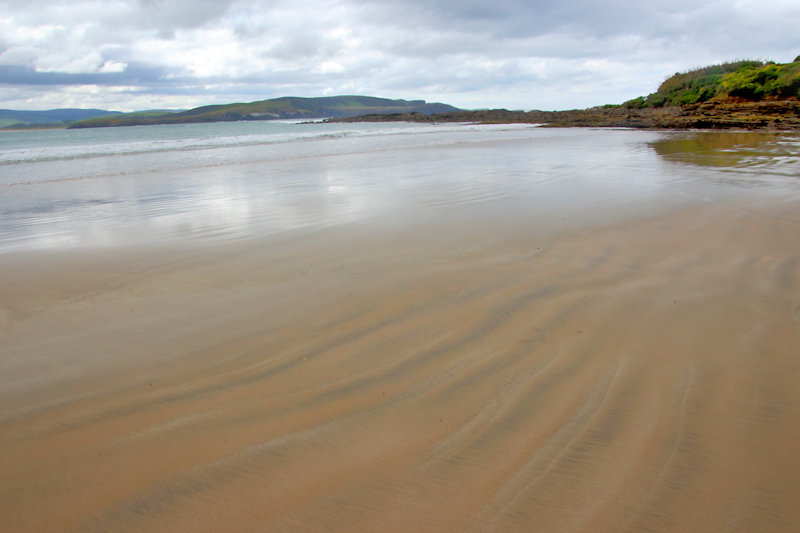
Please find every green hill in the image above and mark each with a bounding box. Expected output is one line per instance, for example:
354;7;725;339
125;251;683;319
69;96;460;128
0;108;121;129
624;57;800;109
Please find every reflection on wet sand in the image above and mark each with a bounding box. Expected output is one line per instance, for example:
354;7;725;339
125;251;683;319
650;131;800;178
2;194;799;532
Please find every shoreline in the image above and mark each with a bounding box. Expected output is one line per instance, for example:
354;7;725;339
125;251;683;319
328;99;800;130
6;99;799;132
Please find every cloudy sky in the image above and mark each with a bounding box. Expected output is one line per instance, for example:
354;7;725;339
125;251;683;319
1;0;799;111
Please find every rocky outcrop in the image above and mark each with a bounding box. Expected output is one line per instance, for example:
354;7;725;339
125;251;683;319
329;99;800;130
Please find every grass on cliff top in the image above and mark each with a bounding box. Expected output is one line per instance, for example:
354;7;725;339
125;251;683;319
625;57;800;108
73;110;178;127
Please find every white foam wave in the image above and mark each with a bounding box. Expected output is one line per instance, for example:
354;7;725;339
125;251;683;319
0;122;537;166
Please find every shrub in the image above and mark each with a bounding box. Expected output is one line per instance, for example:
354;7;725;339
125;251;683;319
722;62;795;100
622;96;646;109
625;58;799;109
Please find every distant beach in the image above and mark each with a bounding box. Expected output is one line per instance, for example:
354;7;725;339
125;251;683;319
2;124;799;532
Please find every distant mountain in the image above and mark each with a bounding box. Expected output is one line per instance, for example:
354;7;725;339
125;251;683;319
0;108;121;128
68;96;460;128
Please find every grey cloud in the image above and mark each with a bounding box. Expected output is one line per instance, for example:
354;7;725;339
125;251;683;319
358;0;618;37
261;33;330;61
0;63;176;86
2;0;237;44
359;0;764;49
126;0;238;38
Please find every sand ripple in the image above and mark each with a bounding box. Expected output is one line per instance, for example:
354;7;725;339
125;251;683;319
2;199;799;532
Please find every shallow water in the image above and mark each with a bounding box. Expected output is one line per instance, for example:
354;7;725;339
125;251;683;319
649;130;800;182
3;123;797;252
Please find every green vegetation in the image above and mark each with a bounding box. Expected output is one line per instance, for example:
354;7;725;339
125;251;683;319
722;61;800;100
69;96;459;128
624;58;800;109
72;110;177;128
0;108;121;129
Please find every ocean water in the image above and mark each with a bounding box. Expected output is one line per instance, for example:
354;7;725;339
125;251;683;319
1;121;798;252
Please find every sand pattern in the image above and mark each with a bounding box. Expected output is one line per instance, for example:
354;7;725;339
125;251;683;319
2;198;800;532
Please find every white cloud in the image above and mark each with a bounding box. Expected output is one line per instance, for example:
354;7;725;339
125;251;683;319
98;60;128;73
317;61;345;75
0;46;39;65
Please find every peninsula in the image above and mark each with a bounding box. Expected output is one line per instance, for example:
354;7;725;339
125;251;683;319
66;96;459;128
333;58;800;130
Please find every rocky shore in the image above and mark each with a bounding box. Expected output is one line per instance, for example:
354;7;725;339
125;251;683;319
329;99;800;130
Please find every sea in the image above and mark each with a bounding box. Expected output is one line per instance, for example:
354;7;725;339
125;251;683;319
1;120;799;253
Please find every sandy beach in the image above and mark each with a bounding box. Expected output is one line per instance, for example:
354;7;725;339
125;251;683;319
2;190;799;532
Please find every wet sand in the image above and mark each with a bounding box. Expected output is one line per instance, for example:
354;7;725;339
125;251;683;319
2;197;800;532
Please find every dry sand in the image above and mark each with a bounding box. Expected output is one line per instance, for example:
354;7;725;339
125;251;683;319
2;197;800;532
